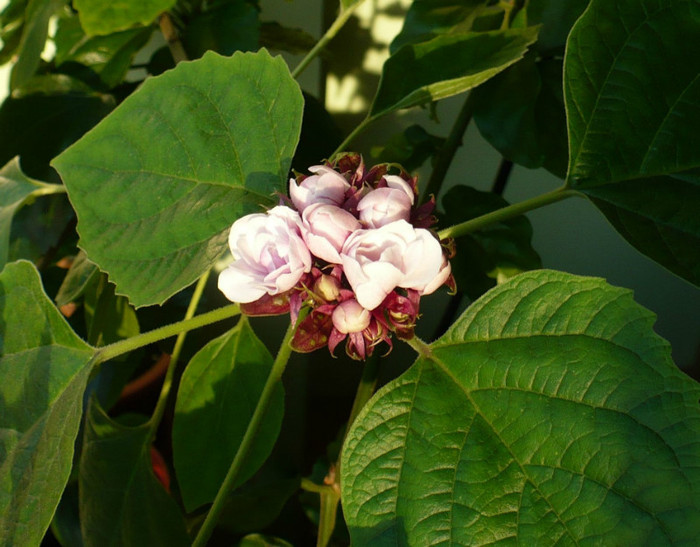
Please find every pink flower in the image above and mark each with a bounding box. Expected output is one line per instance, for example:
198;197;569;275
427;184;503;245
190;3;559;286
340;220;447;310
301;204;361;263
289;165;350;212
218;206;312;303
383;175;415;203
332;299;371;334
357;187;412;228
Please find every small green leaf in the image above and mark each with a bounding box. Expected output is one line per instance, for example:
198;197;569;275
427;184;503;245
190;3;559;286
0;0;28;65
54;15;153;88
342;270;700;545
80;398;189;547
441;185;541;299
390;0;490;53
238;534;292;547
473;53;568;177
0;260;95;546
9;0;65;90
83;273;140;348
0;157;65;268
370;124;445;172
173;317;284;512
371;27;539;118
55;250;99;307
53;49;304;307
73;0;175;36
259;21;316;55
564;0;700;286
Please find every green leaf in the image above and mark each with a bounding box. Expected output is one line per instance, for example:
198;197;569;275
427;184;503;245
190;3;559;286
79;398;189;547
342;270;700;545
472;53;568;177
259;21;316;55
564;0;700;286
173;317;284;512
0;260;95;546
441;185;541;299
0;156;65;268
54;15;153;88
9;0;66;90
73;0;174;36
0;0;28;65
371;27;539;118
55;250;99;307
370;124;445;173
238;534;292;547
389;0;490;53
84;273;140;348
53;49;304;307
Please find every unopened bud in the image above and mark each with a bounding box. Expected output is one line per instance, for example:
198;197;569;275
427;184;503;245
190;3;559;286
332;299;370;334
315;274;341;302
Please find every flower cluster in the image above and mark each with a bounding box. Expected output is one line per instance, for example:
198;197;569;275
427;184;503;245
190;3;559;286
218;153;454;360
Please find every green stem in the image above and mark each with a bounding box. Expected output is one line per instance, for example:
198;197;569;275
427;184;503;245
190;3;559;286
344;355;380;440
438;186;580;240
30;183;66;198
422;93;477;201
332;115;376;157
317;489;341;547
147;270;211;432
93;303;240;364
192;310;308;547
406;335;432;358
291;0;368;79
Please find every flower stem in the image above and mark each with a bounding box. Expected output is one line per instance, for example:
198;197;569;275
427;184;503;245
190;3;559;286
422;92;477;202
438;186;581;240
332;115;376;157
192;309;308;547
147;270;211;433
291;0;368;80
93;303;240;365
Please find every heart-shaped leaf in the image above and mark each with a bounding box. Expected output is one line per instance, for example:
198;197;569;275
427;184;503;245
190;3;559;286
564;0;700;286
173;317;284;512
0;260;95;546
53;49;304;307
80;399;189;547
371;27;539;118
342;270;700;544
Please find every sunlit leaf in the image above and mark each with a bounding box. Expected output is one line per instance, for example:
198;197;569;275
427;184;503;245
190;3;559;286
55;249;99;307
73;0;175;35
53;49;303;307
342;270;700;545
0;260;95;546
173;317;284;512
565;0;700;286
371;27;539;118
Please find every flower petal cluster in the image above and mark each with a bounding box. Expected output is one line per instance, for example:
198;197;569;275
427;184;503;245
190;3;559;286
218;153;454;360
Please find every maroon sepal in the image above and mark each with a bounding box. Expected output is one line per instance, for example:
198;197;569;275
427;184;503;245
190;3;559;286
411;195;437;229
241;293;290;316
290;309;333;353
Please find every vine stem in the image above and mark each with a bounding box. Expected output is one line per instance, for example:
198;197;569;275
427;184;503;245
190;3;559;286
147;269;210;432
423;92;477;201
438;186;580;240
93;303;240;365
291;0;368;79
192;309;309;547
332;114;376;157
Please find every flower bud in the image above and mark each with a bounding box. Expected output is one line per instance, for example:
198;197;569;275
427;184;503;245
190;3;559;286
383;174;415;204
290;165;350;212
332;299;371;334
301;203;361;263
357;187;413;228
314;274;342;302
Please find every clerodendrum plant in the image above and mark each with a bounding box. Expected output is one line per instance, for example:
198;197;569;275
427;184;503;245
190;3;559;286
1;0;699;545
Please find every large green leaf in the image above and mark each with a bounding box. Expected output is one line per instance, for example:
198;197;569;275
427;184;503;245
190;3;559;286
53;49;304;307
54;15;153;88
0;157;65;268
79;399;189;547
173;317;284;512
472;53;568;177
9;0;65;90
564;0;700;285
371;27;539;118
0;260;95;546
389;0;489;53
342;270;700;545
73;0;175;36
